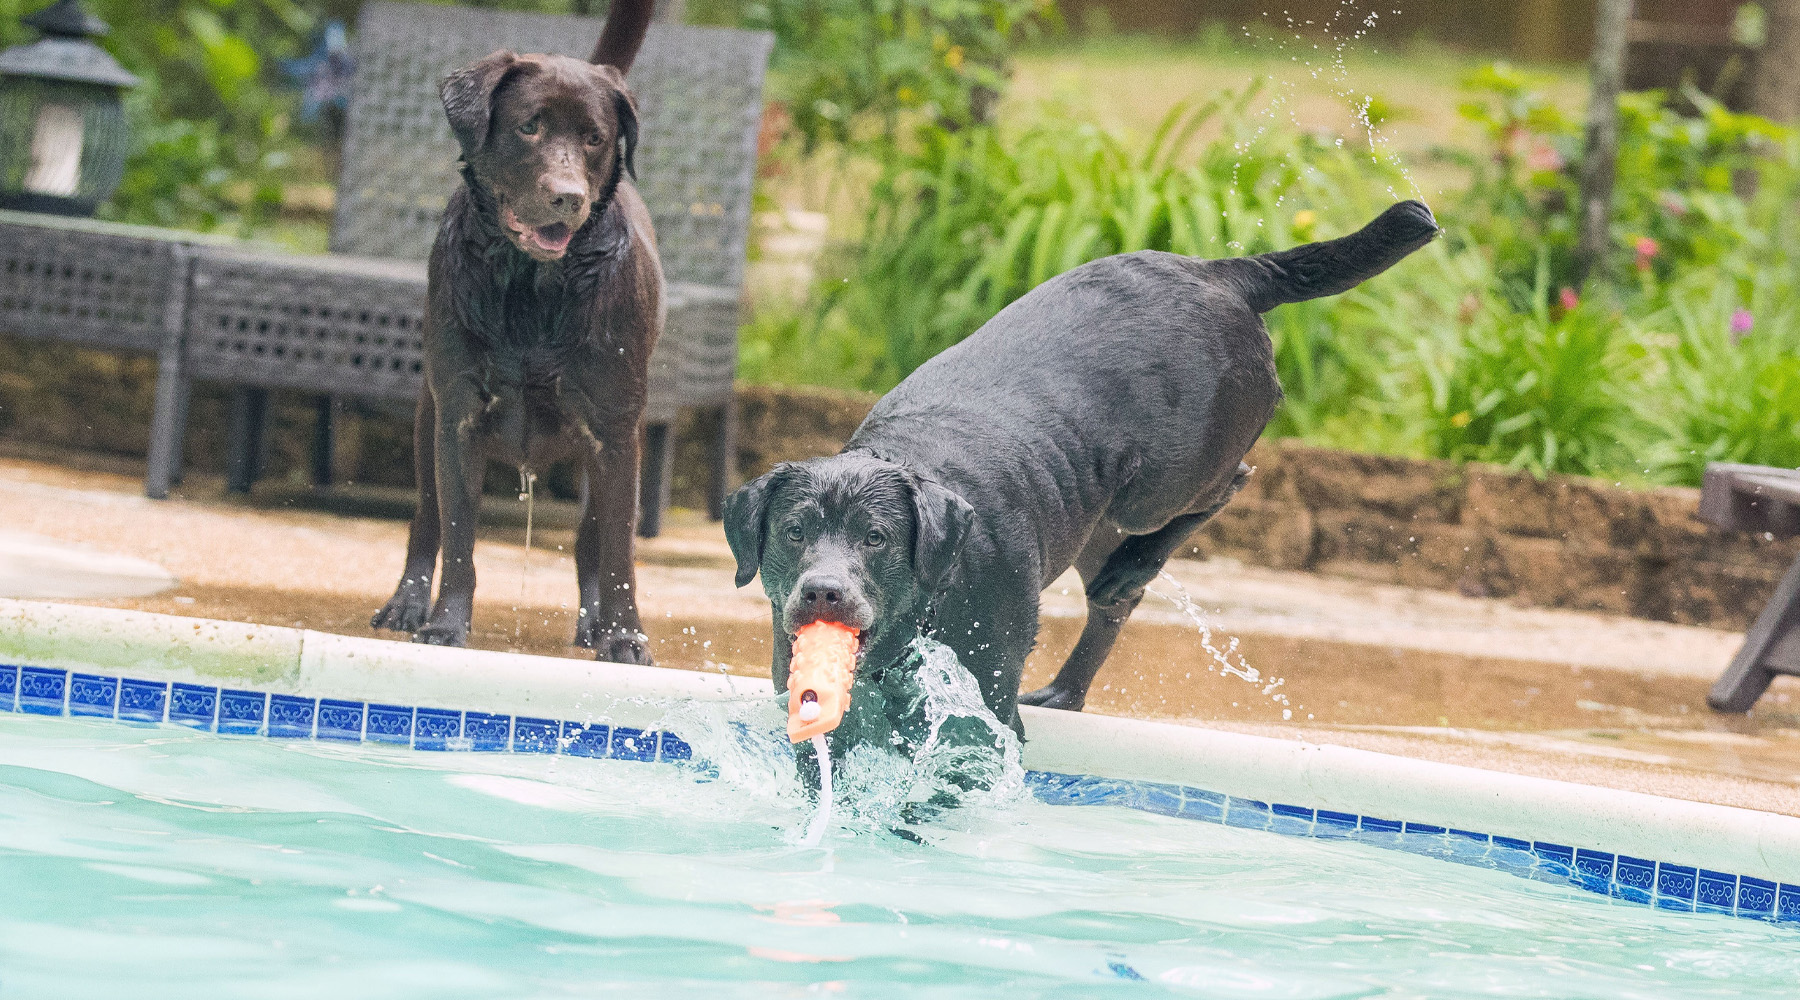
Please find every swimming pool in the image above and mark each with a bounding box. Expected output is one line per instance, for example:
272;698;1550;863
5;709;1800;999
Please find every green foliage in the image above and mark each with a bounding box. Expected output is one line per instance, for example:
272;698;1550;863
1641;276;1800;484
822;85;1403;386
1448;62;1786;304
746;0;1053;152
761;61;1800;487
1411;256;1637;477
1;0;326;232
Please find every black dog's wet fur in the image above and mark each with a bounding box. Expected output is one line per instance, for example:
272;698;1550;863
726;202;1440;740
370;0;663;664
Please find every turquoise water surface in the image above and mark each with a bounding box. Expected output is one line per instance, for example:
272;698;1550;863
1;711;1797;999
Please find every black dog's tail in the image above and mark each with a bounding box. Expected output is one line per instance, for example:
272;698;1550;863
591;0;655;73
1214;200;1440;314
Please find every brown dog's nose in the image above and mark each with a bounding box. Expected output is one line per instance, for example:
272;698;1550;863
544;178;587;216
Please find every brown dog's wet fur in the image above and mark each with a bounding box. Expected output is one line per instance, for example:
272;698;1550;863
371;0;663;664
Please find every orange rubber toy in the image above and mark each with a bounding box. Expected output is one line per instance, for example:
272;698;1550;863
787;621;859;743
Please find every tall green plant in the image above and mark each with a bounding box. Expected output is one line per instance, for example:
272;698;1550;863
1411;254;1638;476
747;0;1051;153
831;85;1404;386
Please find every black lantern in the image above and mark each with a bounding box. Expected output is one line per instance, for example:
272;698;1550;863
0;0;138;216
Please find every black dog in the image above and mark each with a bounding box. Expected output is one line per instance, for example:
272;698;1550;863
371;0;662;663
724;202;1438;742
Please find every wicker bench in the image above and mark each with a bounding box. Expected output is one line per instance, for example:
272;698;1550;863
174;2;769;535
1700;463;1800;712
0;210;247;498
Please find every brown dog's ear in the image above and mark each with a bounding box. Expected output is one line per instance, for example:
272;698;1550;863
441;51;519;157
614;88;639;181
723;464;796;588
908;474;973;595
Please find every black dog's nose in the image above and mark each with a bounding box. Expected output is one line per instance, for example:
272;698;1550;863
795;576;848;615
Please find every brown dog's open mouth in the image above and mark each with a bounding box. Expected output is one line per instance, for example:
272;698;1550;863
501;207;575;258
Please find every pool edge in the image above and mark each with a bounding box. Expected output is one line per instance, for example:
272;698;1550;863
3;597;1798;913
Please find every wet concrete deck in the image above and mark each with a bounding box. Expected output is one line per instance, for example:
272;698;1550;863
3;450;1797;816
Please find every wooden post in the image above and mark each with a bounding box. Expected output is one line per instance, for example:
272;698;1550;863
1573;0;1635;287
1754;0;1800;122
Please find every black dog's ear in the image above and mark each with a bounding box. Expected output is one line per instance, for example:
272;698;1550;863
441;51;519;157
722;464;796;588
909;474;974;594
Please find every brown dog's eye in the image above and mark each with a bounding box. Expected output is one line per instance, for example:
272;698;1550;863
518;115;541;136
864;530;885;548
586;131;604;147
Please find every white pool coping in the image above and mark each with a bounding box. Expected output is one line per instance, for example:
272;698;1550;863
3;597;1798;886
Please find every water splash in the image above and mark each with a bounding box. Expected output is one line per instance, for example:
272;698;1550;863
513;466;537;643
799;734;833;847
1245;0;1425;206
908;637;1027;806
653;638;1026;840
1148;571;1295;720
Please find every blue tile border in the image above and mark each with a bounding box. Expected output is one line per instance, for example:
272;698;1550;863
68;673;119;718
18;667;66;715
2;662;1798;927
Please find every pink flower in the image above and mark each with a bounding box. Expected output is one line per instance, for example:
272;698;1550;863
1558;287;1580;313
1731;309;1754;336
1634;236;1659;272
1524;142;1564;172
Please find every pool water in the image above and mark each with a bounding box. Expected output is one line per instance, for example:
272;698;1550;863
2;712;1797;999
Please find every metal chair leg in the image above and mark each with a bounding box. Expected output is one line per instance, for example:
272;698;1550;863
311;395;339;488
708;397;737;521
226;386;270;495
145;344;190;500
637;420;675;538
145;245;193;500
1709;553;1800;712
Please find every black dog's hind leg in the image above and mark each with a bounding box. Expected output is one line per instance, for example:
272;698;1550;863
1022;464;1251;712
1020;527;1138;712
373;390;443;633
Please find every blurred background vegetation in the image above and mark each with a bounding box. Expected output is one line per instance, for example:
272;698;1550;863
3;0;1798;488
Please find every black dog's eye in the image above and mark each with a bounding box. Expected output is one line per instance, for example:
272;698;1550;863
864;529;886;548
518;115;541;136
786;524;804;543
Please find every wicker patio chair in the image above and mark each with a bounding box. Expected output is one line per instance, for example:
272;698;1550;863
0;209;240;499
1700;463;1800;712
175;2;771;536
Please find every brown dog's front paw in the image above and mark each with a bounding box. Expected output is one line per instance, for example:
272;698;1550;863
592;628;654;666
371;587;431;633
412;620;470;647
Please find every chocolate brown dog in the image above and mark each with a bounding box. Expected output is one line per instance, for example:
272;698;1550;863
725;202;1440;744
372;0;661;663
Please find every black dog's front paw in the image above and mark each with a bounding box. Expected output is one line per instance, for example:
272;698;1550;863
590;627;654;666
412;618;470;647
1018;683;1086;712
371;585;431;633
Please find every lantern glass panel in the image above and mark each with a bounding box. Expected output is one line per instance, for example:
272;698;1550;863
0;77;128;216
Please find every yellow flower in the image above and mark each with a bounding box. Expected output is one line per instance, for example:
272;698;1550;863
1292;209;1316;229
1450;411;1472;428
945;45;964;70
897;86;917;104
